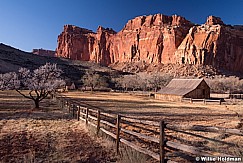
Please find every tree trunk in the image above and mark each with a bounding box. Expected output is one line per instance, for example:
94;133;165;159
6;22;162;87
155;87;157;92
34;100;40;109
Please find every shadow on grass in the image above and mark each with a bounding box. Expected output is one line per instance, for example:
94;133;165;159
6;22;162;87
64;97;237;122
0;110;73;121
0;98;73;121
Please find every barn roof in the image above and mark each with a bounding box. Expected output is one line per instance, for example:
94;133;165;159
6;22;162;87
157;78;206;96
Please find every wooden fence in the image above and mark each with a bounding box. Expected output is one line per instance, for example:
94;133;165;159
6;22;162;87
229;94;243;99
182;98;222;105
56;95;242;163
210;93;243;99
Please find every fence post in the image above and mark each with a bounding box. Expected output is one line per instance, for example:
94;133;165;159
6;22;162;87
85;108;89;125
60;99;62;108
61;99;64;109
72;104;75;117
58;98;60;107
116;114;121;154
59;98;61;108
96;110;101;135
160;121;165;163
68;103;71;113
77;106;80;121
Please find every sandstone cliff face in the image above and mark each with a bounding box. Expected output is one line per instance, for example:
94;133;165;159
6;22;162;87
175;16;243;72
110;14;193;64
57;25;116;65
57;25;95;61
56;14;243;73
56;14;193;65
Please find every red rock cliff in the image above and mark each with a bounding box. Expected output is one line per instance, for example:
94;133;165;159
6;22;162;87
32;48;56;57
56;14;193;65
175;16;243;72
56;14;243;73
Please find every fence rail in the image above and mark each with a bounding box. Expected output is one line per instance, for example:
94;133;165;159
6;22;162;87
229;94;243;99
56;94;242;163
182;98;222;105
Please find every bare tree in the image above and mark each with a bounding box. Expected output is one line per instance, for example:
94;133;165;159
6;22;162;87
82;71;108;91
137;73;151;91
0;63;65;108
113;75;133;92
148;73;172;92
114;74;146;92
206;76;243;93
113;73;172;92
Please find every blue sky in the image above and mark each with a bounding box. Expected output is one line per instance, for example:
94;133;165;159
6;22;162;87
0;0;242;52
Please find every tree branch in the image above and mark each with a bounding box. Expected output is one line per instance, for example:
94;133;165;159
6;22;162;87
39;91;49;101
29;90;35;100
40;89;44;97
15;89;33;100
35;90;40;98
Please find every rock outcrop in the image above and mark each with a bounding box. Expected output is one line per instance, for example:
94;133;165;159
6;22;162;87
56;14;243;73
175;16;243;72
32;49;56;57
205;16;224;26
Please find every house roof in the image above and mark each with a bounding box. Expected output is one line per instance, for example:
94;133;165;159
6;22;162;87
157;78;206;96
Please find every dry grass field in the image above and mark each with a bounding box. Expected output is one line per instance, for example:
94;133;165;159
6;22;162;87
0;91;116;163
62;91;243;128
62;91;243;160
1;90;242;162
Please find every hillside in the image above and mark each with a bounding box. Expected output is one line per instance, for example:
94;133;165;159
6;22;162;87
0;43;117;83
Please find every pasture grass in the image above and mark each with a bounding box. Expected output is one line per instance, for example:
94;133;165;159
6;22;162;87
0;90;116;162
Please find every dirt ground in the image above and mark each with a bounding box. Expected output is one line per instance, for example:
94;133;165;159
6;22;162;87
62;91;243;128
0;91;116;163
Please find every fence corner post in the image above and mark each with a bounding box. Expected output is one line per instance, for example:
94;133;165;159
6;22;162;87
116;114;121;155
96;110;101;135
160;120;165;163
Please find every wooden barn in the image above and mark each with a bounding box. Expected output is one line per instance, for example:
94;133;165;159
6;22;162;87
155;78;210;101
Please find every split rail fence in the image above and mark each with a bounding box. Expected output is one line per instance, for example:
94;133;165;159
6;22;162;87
56;95;242;163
